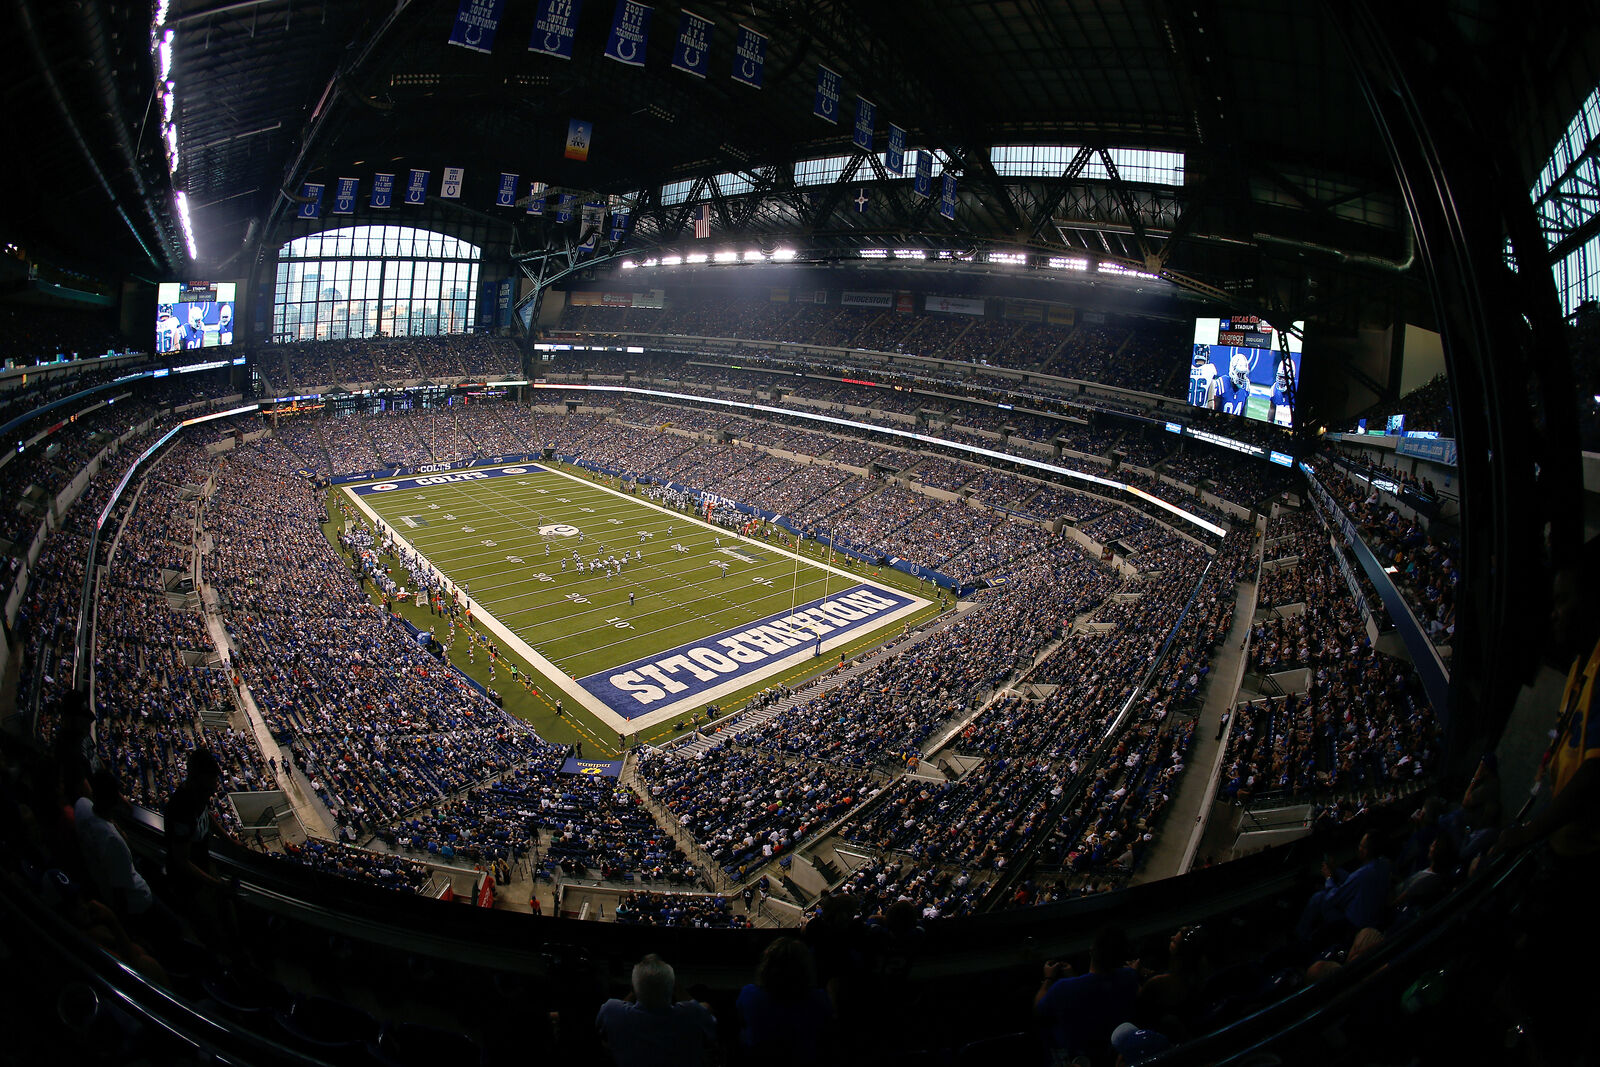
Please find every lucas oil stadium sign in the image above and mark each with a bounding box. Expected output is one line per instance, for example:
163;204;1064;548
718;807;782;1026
580;584;918;718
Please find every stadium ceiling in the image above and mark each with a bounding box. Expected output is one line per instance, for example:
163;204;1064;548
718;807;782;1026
7;1;1598;309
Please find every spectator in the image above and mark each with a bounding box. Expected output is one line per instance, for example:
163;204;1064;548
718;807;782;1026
1035;926;1139;1063
1296;833;1391;944
735;937;833;1063
595;953;718;1067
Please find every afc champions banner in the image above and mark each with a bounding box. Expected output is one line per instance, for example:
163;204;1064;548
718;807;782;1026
441;166;465;199
496;172;519;208
447;0;504;54
814;64;841;123
604;0;652;66
914;152;932;198
940;171;958;220
565;118;593;161
731;25;766;88
853;97;876;152
370;173;395;209
529;0;582;58
405;169;429;205
886;124;906;176
297;182;324;219
333;177;358;215
671;10;713;77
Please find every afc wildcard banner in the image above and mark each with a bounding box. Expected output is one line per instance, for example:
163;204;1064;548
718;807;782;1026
732;25;766;88
814;65;841;123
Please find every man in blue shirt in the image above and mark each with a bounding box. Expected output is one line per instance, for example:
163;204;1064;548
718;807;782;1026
596;953;717;1067
1297;832;1392;942
1034;926;1139;1062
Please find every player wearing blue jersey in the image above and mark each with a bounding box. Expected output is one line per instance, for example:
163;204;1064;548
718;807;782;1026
1189;346;1222;410
1219;350;1252;416
1269;356;1296;427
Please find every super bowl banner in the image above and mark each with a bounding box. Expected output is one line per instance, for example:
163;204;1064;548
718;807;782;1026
671;10;713;77
529;0;582;59
731;25;766;88
441;167;465;199
447;0;504;54
370;173;394;209
405;169;429;205
333;177;358;215
496;172;519;208
814;64;841;123
297;183;323;219
886;124;906;176
604;0;652;66
565;118;593;161
913;151;932;198
527;181;548;215
853;97;876;151
940;171;957;220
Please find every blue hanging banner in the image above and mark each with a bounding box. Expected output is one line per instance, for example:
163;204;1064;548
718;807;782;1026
332;177;358;215
604;0;652;66
853;97;876;152
555;193;577;223
371;173;395;209
886;124;906;176
405;169;430;205
671;10;713;77
609;208;630;242
814;65;841;123
447;0;505;54
529;0;583;59
913;152;932;199
940;171;957;220
731;25;766;88
441;167;465;199
297;183;324;219
527;181;548;215
496;172;519;208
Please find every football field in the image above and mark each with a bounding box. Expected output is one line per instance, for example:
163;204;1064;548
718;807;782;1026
342;462;934;735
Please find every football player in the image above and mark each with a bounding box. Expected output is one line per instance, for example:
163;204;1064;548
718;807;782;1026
181;302;208;349
155;305;181;354
1219;350;1252;416
1188;345;1222;410
1269;356;1296;427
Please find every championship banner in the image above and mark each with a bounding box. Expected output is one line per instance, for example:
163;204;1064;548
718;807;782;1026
671;10;713;77
555;193;577;223
529;0;583;59
608;207;630;242
496;172;519;208
559;757;622;777
297;183;323;219
886;124;906;176
527;181;548;215
370;172;395;209
853;97;876;152
604;0;652;66
580;200;605;249
939;171;957;220
447;0;504;54
814;65;841;123
565;118;593;161
913;151;932;198
731;25;766;88
332;177;358;215
405;169;429;205
441;166;465;199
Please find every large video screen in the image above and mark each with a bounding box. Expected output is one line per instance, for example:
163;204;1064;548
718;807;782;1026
1187;315;1304;427
156;281;236;353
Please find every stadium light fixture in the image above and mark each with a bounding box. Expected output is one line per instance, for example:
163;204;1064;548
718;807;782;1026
159;29;174;81
713;251;738;263
620;260;637;269
859;248;889;259
174;191;198;260
659;255;682;266
771;248;797;261
685;252;708;263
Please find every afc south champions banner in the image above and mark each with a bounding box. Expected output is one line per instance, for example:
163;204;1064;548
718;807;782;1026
940;171;958;220
731;25;766;88
913;152;932;198
297;183;323;219
604;0;652;66
333;177;358;215
496;172;519;208
671;10;713;77
370;173;394;209
447;0;504;54
853;97;876;152
814;64;841;123
886;124;906;176
529;0;582;59
405;169;429;205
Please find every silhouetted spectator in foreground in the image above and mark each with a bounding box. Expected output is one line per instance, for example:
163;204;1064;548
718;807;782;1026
595;953;717;1067
1035;926;1139;1063
735;937;833;1064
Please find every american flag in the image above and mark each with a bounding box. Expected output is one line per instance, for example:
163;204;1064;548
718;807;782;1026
693;203;711;239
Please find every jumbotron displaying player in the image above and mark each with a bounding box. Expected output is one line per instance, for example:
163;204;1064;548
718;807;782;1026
1269;355;1297;427
1188;345;1222;409
1219;350;1252;416
155;305;181;354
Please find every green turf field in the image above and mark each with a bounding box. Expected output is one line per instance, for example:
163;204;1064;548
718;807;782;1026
341;461;936;742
